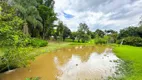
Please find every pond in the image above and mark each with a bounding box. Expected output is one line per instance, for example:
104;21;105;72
0;46;122;80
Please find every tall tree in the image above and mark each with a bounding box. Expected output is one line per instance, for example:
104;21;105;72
95;29;105;38
44;0;55;9
56;21;65;40
71;32;77;42
118;27;139;39
37;0;57;39
0;2;27;47
138;17;142;37
138;25;142;38
13;0;43;36
105;30;118;43
62;26;71;41
77;23;90;42
139;16;142;26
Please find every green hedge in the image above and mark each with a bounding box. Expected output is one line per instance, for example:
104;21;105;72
30;38;48;47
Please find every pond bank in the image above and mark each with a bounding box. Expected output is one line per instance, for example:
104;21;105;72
1;42;141;80
0;44;118;80
114;45;142;80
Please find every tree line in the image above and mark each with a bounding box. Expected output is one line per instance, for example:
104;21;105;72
1;0;141;46
68;21;142;47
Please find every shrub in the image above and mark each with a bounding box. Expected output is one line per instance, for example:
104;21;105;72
30;38;48;47
95;38;107;44
121;37;142;46
81;34;90;43
0;47;33;72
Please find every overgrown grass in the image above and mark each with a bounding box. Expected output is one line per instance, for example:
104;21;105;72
113;45;142;80
30;38;48;47
30;42;71;56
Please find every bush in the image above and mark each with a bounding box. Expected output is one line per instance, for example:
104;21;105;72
0;47;33;72
95;38;107;44
81;34;90;43
120;37;142;47
30;38;48;47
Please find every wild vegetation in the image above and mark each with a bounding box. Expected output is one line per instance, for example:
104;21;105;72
0;0;142;80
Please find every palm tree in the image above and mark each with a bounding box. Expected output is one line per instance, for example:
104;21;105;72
13;0;43;36
37;0;57;39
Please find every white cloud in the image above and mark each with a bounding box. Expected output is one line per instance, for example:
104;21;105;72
54;0;142;31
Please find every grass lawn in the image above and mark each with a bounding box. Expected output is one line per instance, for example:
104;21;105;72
114;45;142;80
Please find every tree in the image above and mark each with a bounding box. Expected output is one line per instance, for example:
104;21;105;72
139;16;142;26
56;21;71;41
37;0;57;39
90;32;96;39
95;29;105;38
44;0;55;9
13;0;43;36
105;30;118;43
138;17;142;38
37;5;50;39
71;32;77;42
56;21;64;40
63;26;71;41
105;29;117;34
138;26;142;38
118;27;139;39
0;2;32;72
0;2;26;47
77;23;90;43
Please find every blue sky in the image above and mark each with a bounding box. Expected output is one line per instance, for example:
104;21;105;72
63;12;74;19
54;0;142;31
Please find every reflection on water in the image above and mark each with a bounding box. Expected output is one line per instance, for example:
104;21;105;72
55;48;120;80
0;46;121;80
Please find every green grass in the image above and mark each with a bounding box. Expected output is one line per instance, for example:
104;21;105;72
0;42;71;57
29;42;71;56
114;45;142;80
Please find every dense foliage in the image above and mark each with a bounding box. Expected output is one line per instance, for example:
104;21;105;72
122;37;142;47
30;38;48;47
77;23;90;43
0;2;29;47
0;47;33;72
117;25;142;46
0;1;49;72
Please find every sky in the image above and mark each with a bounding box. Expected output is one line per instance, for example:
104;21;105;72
54;0;142;31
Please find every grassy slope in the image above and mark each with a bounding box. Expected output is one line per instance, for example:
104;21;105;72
114;45;142;80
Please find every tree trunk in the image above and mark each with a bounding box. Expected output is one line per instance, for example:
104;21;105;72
23;23;29;35
42;20;45;39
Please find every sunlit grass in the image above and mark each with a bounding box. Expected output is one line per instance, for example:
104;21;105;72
114;45;142;80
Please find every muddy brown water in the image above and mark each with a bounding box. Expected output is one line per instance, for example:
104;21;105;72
0;46;120;80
